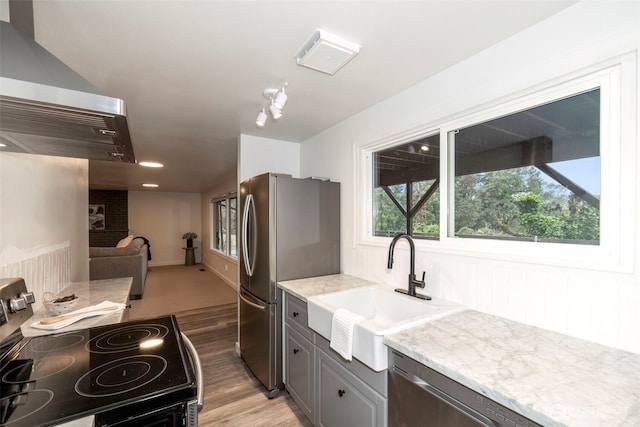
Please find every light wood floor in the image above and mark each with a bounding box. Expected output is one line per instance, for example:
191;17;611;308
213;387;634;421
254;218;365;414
175;304;313;427
129;264;237;319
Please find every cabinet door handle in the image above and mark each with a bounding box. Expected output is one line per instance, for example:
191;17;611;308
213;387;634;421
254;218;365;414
293;311;299;317
293;348;299;354
338;389;346;397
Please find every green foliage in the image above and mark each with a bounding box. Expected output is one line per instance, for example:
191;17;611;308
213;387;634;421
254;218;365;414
374;165;599;243
374;186;405;234
414;223;439;234
457;226;475;235
510;191;599;240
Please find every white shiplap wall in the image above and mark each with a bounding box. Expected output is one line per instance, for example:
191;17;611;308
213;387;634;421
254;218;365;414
300;2;640;354
0;246;70;311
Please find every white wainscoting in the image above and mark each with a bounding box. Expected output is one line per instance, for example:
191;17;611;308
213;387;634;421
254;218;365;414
0;246;70;311
348;243;640;355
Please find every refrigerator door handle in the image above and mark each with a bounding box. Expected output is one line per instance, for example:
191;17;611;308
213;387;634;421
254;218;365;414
239;288;266;311
242;193;257;277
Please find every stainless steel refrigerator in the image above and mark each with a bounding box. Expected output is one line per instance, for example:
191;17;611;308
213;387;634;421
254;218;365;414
239;173;340;397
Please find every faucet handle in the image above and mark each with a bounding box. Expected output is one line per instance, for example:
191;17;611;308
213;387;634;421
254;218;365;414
412;271;426;288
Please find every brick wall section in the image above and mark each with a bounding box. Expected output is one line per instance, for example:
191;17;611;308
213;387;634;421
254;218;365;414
89;190;129;247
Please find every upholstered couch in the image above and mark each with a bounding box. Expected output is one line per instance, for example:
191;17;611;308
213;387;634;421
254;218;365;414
89;237;148;299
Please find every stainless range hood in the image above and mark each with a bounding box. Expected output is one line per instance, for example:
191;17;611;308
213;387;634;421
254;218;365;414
0;19;135;163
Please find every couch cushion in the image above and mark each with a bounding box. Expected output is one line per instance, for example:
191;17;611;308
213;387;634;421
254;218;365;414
130;237;145;251
116;235;134;247
90;238;144;257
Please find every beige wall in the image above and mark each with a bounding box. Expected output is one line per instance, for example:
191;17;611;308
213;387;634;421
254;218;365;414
128;191;202;267
0;152;89;310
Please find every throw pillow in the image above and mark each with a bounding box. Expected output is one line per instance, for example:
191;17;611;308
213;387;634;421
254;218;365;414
116;235;134;248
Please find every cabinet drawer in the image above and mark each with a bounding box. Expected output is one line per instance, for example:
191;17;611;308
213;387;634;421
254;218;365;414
285;325;315;423
316;335;387;396
317;349;386;427
285;293;314;340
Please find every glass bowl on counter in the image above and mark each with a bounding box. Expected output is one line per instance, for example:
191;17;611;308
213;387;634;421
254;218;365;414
43;292;79;315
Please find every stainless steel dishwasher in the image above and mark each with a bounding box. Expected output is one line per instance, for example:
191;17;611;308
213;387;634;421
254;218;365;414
388;349;542;427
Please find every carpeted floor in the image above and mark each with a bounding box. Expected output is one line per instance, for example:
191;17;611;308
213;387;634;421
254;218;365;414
128;264;238;319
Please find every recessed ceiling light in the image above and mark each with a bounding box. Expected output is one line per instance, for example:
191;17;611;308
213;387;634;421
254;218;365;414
142;183;159;188
420;145;430;152
139;161;164;168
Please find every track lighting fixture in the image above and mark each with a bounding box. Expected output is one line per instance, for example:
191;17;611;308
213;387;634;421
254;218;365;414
274;86;287;109
269;100;282;120
256;108;267;127
256;82;288;128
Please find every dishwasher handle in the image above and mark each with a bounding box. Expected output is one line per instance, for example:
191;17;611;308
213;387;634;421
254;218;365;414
391;366;496;427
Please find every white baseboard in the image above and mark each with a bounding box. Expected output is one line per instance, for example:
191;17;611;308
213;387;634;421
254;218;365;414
148;260;184;267
200;261;238;291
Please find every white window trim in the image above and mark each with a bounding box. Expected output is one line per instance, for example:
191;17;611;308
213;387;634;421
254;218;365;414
210;194;238;258
356;52;636;274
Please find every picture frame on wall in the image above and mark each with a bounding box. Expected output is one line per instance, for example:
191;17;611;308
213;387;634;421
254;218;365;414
89;204;105;230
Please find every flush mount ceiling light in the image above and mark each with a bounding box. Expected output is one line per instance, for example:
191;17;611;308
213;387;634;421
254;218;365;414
142;183;159;188
295;29;360;75
256;82;288;128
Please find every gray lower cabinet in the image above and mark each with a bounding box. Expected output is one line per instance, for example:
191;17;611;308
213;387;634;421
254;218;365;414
284;292;317;424
317;349;387;427
283;291;387;427
285;324;315;421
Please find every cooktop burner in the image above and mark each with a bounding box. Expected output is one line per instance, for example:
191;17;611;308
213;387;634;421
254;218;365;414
30;333;85;353
75;354;168;397
3;355;76;383
0;316;196;427
86;323;170;354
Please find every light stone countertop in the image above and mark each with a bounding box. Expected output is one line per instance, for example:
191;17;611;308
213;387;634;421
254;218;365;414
21;277;132;337
384;310;640;427
277;273;375;301
279;273;640;426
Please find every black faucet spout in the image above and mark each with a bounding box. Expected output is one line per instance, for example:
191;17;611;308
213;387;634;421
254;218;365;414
386;233;431;300
387;233;415;275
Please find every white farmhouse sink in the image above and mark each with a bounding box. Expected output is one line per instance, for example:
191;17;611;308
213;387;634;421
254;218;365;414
307;285;465;371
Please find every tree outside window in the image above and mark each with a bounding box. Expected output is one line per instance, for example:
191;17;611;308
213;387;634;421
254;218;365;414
372;88;600;245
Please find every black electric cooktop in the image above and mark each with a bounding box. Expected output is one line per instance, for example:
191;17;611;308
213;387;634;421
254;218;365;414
0;315;196;426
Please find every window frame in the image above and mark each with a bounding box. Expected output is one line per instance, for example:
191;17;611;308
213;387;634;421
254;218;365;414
357;53;636;273
372;131;441;240
210;193;237;258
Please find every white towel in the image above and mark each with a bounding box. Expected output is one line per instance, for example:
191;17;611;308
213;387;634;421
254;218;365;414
31;301;127;330
330;308;364;361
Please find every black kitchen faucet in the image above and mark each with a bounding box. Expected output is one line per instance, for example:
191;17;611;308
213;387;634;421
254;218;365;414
387;233;431;300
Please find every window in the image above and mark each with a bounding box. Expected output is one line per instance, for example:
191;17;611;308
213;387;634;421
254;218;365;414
373;133;440;239
372;89;602;246
364;55;634;271
449;89;600;244
211;195;237;257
